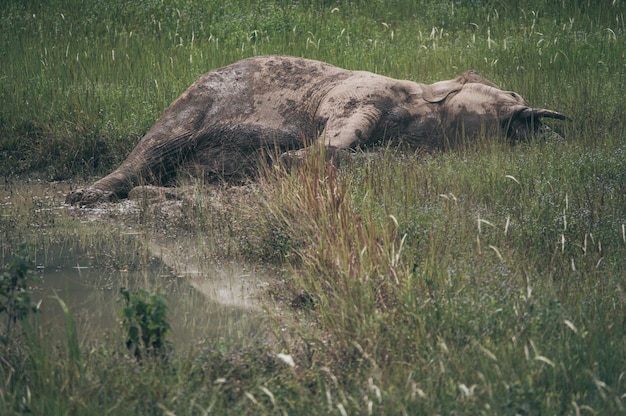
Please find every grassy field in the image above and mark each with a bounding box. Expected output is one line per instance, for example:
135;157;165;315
1;0;625;414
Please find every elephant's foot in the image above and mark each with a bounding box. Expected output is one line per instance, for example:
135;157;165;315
278;147;349;170
65;188;117;207
278;148;308;170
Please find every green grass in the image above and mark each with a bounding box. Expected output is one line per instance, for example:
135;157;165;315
1;0;625;414
253;140;626;414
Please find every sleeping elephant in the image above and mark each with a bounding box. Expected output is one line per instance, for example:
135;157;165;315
66;55;568;206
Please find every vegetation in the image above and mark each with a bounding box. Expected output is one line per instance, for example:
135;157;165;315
1;0;625;414
120;287;172;361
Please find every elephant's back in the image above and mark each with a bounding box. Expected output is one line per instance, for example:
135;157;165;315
177;56;347;134
192;56;350;114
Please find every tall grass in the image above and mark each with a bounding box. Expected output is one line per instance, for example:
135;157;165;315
1;0;625;414
255;139;626;413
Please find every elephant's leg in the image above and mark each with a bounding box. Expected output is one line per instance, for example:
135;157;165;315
66;130;196;206
66;80;212;206
279;107;381;167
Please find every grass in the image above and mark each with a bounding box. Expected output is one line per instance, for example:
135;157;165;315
1;0;625;414
256;141;626;414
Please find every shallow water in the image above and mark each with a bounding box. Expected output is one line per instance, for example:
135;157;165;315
28;241;272;348
0;181;279;348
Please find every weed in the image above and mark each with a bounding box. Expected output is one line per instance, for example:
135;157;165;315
119;287;171;361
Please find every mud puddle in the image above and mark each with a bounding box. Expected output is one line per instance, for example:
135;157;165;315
1;182;283;348
22;239;275;349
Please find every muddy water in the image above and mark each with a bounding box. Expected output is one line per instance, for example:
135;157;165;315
1;182;282;348
27;240;274;348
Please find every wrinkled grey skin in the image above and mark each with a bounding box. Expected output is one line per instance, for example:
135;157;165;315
66;55;567;206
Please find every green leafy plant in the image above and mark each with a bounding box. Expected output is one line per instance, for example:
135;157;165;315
119;287;171;361
0;243;39;344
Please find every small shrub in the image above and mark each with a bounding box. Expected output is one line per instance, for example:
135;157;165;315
119;288;171;361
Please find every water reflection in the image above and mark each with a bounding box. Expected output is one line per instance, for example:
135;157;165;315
29;242;271;348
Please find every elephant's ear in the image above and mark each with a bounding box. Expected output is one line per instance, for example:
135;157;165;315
422;71;499;103
422;80;462;103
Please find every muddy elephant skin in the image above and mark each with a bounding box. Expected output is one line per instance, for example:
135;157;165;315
66;55;567;206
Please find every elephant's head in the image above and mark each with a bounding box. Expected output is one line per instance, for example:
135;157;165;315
422;72;569;142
